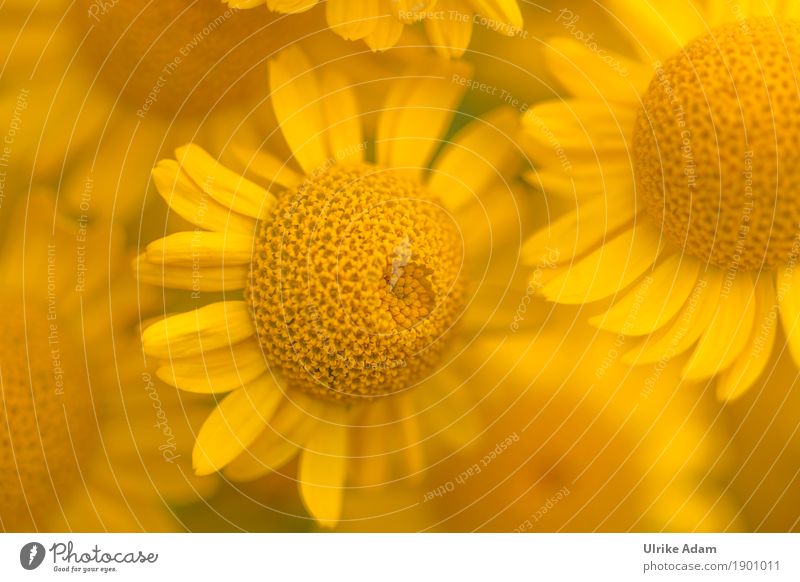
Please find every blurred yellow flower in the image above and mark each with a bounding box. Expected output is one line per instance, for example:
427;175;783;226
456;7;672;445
411;326;744;532
225;0;523;58
0;1;405;224
522;0;800;401
0;193;215;531
135;46;529;528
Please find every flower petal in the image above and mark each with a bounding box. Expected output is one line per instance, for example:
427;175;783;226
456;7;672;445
142;301;255;359
156;339;269;394
269;47;330;173
424;0;473;58
192;376;284;476
683;275;757;381
377;60;469;176
299;406;349;528
134;254;249;292
623;270;725;366
590;254;702;336
776;264;800;366
541;221;663;304
544;37;651;104
717;277;777;401
319;70;364;163
606;0;708;61
521;190;639;267
467;0;523;33
176;144;276;219
152;160;256;234
326;0;379;40
146;231;254;266
364;1;405;51
427;107;521;210
224;393;324;481
266;0;317;13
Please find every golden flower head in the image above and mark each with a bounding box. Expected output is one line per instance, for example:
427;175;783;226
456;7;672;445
136;46;526;528
521;0;800;401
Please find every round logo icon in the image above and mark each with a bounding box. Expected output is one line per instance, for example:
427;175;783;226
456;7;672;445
20;542;46;570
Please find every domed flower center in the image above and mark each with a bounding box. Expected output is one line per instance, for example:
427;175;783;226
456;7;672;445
634;18;800;270
71;1;321;117
0;303;93;528
247;164;466;402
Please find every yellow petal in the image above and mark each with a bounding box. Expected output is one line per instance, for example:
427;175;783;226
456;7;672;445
520;99;634;167
424;0;473;58
521;191;638;267
606;0;709;61
623;270;725;366
427;107;521;210
226;0;265;7
151;160;256;234
299;406;350;528
192;376;284;476
146;231;254;266
590;255;702;336
319;70;364;163
544;37;651;104
468;0;523;33
525;163;634;200
266;0;317;13
269;47;330;173
377;61;469;176
156;339;269;394
364;1;405;51
175;144;276;219
541;221;663;304
142;301;255;359
390;0;436;22
717;277;777;401
224;393;323;481
227;143;302;189
134;254;249;292
326;0;379;40
776;264;800;365
683;275;757;381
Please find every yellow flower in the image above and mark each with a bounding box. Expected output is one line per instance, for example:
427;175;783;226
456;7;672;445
522;0;800;401
225;0;523;58
0;193;215;531
0;1;397;222
409;327;744;532
136;46;526;528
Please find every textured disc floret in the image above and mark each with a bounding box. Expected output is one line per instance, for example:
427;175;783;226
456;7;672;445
247;164;465;401
634;19;800;270
0;304;92;526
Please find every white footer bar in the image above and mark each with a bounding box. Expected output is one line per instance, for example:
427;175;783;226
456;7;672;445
1;533;797;580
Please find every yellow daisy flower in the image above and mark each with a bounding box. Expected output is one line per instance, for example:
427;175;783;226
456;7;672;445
522;0;800;401
0;1;401;222
0;193;215;531
225;0;524;58
136;46;526;528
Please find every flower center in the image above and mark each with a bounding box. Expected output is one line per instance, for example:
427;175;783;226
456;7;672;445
71;1;321;117
247;164;466;402
0;302;93;528
634;18;800;271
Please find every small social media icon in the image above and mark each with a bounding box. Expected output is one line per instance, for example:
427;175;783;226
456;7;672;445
20;542;46;570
